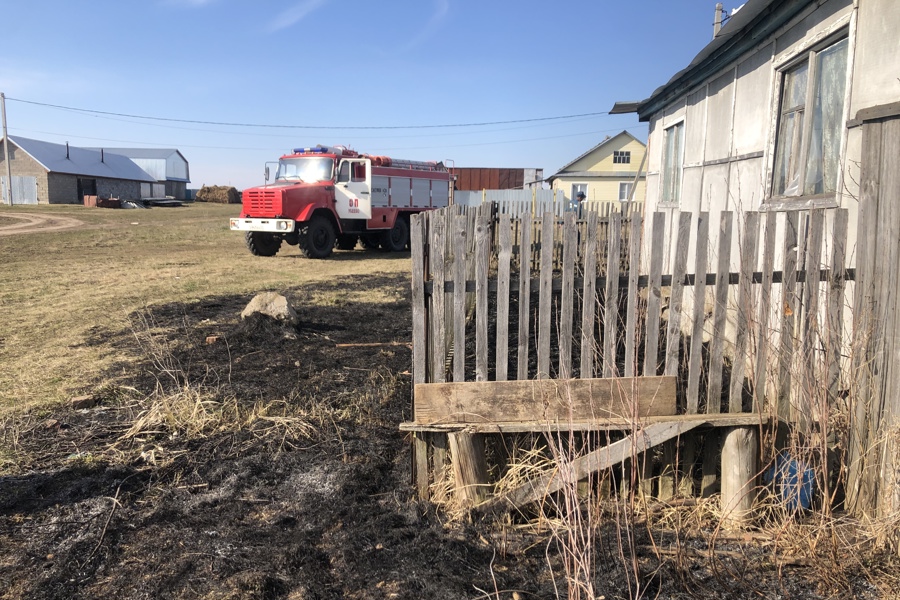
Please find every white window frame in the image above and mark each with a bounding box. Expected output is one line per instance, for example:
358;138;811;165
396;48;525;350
660;120;684;206
769;34;850;202
571;183;588;201
618;181;634;202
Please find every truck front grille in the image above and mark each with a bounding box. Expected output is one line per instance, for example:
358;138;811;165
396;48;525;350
246;189;279;215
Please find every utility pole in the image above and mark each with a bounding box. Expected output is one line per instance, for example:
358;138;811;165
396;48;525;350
713;3;725;38
1;92;11;205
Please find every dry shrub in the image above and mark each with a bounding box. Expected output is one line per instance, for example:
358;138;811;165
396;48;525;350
195;185;241;204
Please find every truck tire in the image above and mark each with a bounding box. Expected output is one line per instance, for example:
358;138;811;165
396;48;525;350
335;234;359;250
380;217;409;252
246;232;282;257
299;215;336;259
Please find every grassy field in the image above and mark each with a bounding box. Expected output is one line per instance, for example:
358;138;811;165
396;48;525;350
0;203;411;411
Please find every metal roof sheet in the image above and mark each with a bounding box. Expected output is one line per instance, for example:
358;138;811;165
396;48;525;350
9;136;156;182
88;147;186;161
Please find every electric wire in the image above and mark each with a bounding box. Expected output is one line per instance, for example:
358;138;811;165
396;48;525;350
7;96;611;131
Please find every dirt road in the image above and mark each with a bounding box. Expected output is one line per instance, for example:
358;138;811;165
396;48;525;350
0;212;83;236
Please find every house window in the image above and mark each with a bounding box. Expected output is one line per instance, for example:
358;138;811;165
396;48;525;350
661;122;684;205
772;37;849;198
618;182;634;201
613;150;631;164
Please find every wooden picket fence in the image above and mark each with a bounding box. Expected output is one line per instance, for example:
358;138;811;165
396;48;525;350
404;204;854;517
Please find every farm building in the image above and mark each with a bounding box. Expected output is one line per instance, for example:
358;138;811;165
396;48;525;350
546;130;646;209
611;0;900;524
449;167;544;191
0;136;156;205
89;147;190;199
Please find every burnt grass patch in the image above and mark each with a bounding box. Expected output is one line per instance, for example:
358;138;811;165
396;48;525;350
0;272;896;599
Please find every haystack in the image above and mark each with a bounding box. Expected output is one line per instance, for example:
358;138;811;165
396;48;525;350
195;185;241;204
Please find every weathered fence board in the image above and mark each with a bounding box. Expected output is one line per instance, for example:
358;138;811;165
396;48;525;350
414;376;677;424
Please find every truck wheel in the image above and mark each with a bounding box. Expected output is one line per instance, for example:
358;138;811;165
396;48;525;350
299;215;336;259
246;232;282;257
380;218;409;252
335;234;359;250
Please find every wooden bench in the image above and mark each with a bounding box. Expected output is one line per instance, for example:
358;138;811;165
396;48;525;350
402;376;766;525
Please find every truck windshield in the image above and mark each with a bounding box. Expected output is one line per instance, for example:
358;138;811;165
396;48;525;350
275;157;334;183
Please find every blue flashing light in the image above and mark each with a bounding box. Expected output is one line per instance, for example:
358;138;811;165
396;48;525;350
292;147;329;154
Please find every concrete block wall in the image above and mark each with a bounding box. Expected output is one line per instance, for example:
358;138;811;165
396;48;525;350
0;145;52;203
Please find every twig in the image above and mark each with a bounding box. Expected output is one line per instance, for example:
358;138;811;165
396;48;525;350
85;487;121;564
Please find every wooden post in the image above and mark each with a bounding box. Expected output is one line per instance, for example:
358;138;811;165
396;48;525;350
720;426;759;527
448;432;491;507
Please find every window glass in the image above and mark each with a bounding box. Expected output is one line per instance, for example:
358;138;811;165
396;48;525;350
619;182;634;201
337;161;350;183
804;38;848;195
662;122;684;205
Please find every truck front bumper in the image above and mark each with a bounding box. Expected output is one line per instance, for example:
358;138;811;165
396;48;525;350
230;218;295;233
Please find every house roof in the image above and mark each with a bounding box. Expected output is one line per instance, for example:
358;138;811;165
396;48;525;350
87;147;187;162
8;136;156;182
612;0;814;121
548;130;646;183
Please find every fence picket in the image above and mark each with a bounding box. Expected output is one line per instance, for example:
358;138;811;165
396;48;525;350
779;211;800;422
827;209;849;409
644;213;666;377
559;212;577;378
537;213;555;378
580;211;599;378
430;215;447;383
729;212;760;413
453;214;467;382
624;215;643;377
706;211;734;413
803;209;826;426
475;211;490;382
603;213;623;377
686;212;710;413
665;212;692;377
517;212;533;380
496;214;512;382
754;211;777;411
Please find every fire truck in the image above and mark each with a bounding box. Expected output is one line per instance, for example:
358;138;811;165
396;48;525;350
230;145;452;258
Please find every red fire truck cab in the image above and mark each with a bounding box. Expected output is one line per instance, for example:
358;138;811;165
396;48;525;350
230;145;452;258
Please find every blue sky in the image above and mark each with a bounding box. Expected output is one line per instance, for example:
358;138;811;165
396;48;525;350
1;1;722;190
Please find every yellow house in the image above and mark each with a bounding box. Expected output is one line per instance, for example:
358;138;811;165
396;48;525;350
547;131;646;211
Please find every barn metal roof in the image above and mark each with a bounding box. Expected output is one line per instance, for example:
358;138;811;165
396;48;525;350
88;147;186;161
9;136;156;182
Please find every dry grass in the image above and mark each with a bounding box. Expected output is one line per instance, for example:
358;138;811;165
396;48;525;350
0;203;410;412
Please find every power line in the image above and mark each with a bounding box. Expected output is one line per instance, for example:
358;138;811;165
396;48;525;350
7;96;611;131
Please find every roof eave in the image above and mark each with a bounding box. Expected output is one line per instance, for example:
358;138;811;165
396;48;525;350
633;0;814;122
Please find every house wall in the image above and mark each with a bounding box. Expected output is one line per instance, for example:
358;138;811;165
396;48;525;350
550;175;646;206
643;0;862;273
566;137;648;174
551;134;647;207
0;144;51;203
